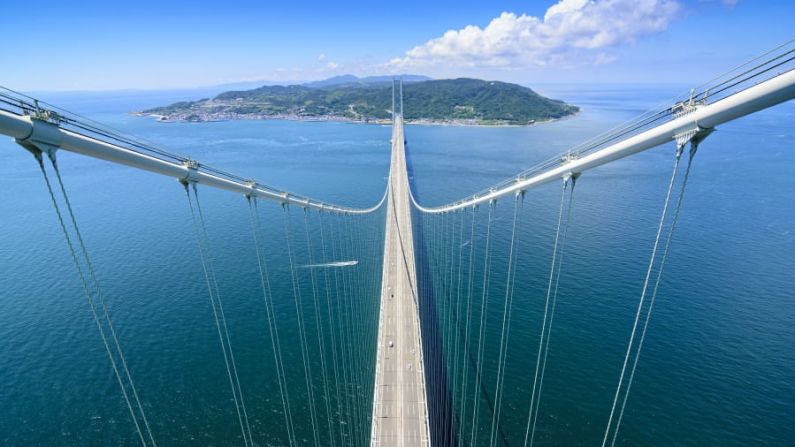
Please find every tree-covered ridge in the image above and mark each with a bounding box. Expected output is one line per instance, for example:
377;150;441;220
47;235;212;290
142;78;578;125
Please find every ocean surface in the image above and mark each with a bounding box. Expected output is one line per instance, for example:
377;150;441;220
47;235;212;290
0;85;793;446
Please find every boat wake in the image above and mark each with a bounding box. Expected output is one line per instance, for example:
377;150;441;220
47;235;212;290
301;260;358;268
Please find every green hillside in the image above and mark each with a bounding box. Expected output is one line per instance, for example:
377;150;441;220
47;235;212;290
143;78;578;125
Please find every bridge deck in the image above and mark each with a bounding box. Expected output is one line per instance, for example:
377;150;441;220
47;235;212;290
371;117;430;446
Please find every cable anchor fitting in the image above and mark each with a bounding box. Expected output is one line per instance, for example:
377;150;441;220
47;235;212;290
561;152;581;184
244;180;257;199
30;102;62;124
15;116;63;160
179;159;200;186
674;125;713;156
563;171;581;187
562;151;579;164
672;90;708;119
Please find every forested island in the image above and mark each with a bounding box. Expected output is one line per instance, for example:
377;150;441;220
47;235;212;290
138;76;579;126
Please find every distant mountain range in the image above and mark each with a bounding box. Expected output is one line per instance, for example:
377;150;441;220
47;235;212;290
139;75;578;125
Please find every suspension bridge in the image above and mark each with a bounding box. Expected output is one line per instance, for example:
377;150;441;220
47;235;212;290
1;42;794;446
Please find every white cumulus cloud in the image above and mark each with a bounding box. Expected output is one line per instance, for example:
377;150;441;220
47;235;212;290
388;0;681;69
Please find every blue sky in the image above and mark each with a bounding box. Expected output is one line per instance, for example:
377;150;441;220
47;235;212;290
1;0;792;91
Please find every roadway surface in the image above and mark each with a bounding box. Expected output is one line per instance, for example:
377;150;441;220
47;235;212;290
371;116;430;446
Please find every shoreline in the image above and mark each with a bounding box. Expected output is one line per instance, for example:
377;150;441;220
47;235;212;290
132;110;581;128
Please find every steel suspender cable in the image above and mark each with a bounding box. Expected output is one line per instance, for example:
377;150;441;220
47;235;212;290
450;209;466;444
356;216;367;445
368;211;379;444
281;206;321;446
359;213;372;447
342;216;359;447
524;178;574;447
440;212;451;446
440;212;448;446
318;211;345;447
328;213;352;445
529;178;576;447
340;214;357;447
470;201;495;445
52;157;158;446
367;213;381;446
490;193;524;447
434;213;444;446
342;214;363;447
458;206;478;444
362;211;375;444
303;210;335;446
445;211;457;446
609;144;699;447
359;213;370;446
246;197;296;447
344;215;359;447
425;212;433;444
430;213;438;446
35;153;154;447
50;153;158;446
600;146;685;447
371;208;385;439
357;213;371;446
194;185;255;445
360;213;372;446
337;212;358;447
184;183;251;447
444;214;453;438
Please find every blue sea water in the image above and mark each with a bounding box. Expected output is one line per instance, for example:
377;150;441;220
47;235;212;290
0;85;793;445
